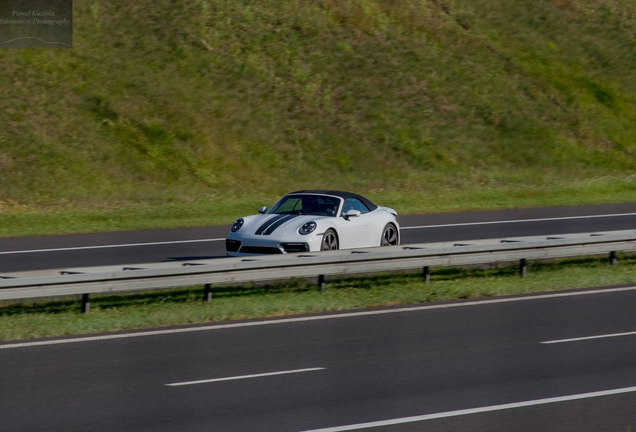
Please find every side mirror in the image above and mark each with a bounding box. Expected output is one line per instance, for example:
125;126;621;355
258;206;268;214
344;209;361;220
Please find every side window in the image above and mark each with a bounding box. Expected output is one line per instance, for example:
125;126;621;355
341;198;370;215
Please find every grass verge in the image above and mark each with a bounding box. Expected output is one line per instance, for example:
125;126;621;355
2;253;635;342
3;174;636;238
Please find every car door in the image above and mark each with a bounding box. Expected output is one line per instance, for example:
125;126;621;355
338;198;374;248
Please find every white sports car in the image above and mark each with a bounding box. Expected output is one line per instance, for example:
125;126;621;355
226;190;400;256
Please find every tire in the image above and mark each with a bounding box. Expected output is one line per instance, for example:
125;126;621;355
381;223;399;246
321;229;339;251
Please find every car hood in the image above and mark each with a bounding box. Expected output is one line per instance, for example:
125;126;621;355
238;213;330;237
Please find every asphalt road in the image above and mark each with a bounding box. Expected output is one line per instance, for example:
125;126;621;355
2;201;636;273
1;286;636;431
2;202;636;430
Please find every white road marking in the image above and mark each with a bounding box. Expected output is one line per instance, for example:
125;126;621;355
400;212;636;230
542;330;636;344
0;238;225;255
2;285;636;350
166;367;325;387
297;385;636;432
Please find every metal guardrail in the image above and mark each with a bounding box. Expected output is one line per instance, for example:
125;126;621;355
1;230;635;312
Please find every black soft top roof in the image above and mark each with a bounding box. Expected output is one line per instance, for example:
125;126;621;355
288;190;377;211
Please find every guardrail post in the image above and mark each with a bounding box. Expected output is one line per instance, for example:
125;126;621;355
423;266;430;285
318;275;325;292
81;294;90;314
204;284;212;303
610;251;617;266
520;259;527;278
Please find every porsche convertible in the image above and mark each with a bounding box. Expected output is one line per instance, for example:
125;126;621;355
225;190;400;256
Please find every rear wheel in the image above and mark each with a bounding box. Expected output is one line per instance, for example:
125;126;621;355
321;229;339;251
381;224;399;246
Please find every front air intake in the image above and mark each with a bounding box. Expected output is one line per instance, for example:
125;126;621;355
238;246;283;254
281;243;310;253
225;239;241;252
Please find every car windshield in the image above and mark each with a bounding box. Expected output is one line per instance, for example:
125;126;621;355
269;194;341;217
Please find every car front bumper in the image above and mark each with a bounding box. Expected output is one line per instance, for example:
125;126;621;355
226;238;312;256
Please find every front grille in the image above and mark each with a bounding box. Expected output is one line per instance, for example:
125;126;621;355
225;239;241;252
281;243;310;253
238;246;283;254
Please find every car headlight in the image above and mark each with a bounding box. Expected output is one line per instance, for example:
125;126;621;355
231;218;244;232
299;221;317;235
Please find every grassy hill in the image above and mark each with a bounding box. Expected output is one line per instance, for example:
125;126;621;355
2;0;636;236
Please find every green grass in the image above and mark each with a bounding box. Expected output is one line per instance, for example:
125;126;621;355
2;174;636;238
2;0;636;236
2;254;635;341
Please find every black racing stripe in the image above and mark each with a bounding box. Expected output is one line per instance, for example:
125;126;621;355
254;214;286;235
262;214;299;235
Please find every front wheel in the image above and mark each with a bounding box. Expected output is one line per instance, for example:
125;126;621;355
321;229;339;251
381;224;399;246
